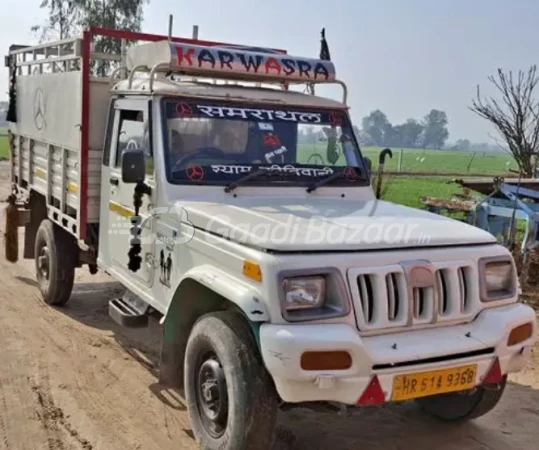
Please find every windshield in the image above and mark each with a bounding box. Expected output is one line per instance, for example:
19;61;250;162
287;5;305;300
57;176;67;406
161;98;369;187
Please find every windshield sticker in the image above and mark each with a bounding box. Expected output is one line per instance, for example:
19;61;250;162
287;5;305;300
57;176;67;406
344;166;358;181
176;103;193;117
262;133;281;147
329;111;343;127
186;164;205;181
210;164;334;177
264;146;287;163
195;105;322;123
258;122;274;131
211;165;252;175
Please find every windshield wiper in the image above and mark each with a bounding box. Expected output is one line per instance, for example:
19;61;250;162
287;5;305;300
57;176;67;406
224;168;277;193
306;168;362;193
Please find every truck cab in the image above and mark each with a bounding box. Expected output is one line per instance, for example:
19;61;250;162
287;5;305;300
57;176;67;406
5;28;537;450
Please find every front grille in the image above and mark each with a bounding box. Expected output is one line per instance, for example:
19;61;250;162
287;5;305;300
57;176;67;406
349;262;476;331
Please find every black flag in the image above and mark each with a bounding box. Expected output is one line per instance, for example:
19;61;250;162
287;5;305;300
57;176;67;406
6;56;17;123
320;28;331;61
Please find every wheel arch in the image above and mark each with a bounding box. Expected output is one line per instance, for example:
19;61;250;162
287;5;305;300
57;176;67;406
159;265;270;389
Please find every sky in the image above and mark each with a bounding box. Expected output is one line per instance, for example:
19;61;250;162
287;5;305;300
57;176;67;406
2;0;539;143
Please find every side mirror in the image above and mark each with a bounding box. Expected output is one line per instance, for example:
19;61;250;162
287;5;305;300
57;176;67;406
364;156;372;173
121;149;146;184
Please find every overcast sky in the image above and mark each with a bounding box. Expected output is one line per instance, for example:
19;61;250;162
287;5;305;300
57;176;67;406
2;0;539;142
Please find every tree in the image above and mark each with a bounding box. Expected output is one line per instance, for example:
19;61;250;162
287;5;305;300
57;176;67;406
470;66;539;177
362;110;392;146
453;139;471;151
34;1;148;75
421;109;449;149
32;1;80;41
393;119;424;148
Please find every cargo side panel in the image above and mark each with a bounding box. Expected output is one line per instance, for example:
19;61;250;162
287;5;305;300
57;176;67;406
12;72;82;150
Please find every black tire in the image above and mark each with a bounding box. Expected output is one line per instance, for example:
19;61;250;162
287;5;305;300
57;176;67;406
185;311;278;450
34;219;77;306
416;376;507;422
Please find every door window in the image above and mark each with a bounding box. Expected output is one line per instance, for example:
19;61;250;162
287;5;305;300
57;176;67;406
115;109;154;177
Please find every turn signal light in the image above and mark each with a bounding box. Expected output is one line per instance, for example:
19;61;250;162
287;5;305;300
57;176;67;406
357;375;385;406
300;351;352;371
242;260;262;282
507;323;534;346
481;358;503;385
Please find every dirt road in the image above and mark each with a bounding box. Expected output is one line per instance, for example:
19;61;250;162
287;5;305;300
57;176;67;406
1;160;539;450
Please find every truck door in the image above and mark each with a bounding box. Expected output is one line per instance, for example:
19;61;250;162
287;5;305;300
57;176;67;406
106;99;154;286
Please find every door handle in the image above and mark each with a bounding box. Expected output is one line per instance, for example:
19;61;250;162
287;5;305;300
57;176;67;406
110;176;119;186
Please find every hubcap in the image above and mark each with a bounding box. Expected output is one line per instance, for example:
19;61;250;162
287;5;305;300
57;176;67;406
196;354;228;438
38;246;50;280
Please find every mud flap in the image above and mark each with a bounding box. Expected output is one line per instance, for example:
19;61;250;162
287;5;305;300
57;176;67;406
159;299;185;389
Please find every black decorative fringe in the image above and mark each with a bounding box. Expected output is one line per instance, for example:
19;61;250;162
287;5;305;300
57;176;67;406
5;194;19;263
6;56;17;123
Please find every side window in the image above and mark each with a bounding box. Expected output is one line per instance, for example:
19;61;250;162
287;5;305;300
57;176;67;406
115;109;154;177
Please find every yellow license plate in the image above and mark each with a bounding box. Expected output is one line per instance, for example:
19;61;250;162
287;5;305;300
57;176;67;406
391;364;477;402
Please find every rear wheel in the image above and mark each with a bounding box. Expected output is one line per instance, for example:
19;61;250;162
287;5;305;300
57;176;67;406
416;376;507;421
185;311;278;450
34;219;77;306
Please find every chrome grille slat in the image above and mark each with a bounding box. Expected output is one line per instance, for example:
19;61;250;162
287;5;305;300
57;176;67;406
436;270;448;316
386;273;397;321
358;274;373;324
458;267;470;313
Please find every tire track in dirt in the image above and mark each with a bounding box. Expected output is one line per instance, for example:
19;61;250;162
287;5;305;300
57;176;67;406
0;387;13;450
32;380;93;450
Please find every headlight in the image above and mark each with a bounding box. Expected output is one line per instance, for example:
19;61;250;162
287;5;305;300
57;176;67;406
279;269;350;322
480;257;516;301
283;276;326;310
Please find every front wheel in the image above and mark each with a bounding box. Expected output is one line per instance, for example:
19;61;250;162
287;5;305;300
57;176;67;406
185;311;278;450
416;376;507;421
34;219;77;306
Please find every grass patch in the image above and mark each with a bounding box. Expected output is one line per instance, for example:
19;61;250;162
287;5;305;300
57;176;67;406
298;142;515;175
0;134;8;160
381;176;460;209
362;146;515;174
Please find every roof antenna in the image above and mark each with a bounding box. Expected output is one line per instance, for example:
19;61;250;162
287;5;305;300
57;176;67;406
192;25;199;83
168;14;174;41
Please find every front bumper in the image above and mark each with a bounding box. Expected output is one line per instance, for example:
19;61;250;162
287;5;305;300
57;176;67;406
260;303;536;405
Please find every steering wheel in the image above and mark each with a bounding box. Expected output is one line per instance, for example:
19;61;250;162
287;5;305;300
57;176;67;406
172;147;226;171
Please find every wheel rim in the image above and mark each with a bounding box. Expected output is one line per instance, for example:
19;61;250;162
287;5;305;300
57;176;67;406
38;246;50;280
195;352;228;438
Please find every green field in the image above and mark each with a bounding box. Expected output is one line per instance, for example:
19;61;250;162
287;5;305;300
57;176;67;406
297;142;516;175
361;146;516;174
381;176;459;209
0;132;7;160
0;134;496;209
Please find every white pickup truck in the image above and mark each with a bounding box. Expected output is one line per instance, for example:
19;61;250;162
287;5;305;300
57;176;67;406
5;27;537;450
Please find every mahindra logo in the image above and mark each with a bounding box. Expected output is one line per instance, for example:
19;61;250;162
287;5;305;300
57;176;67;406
400;260;437;325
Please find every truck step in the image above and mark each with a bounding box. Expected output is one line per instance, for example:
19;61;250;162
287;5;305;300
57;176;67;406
109;292;150;328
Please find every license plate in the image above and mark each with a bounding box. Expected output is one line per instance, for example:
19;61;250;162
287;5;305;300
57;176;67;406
391;364;477;402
